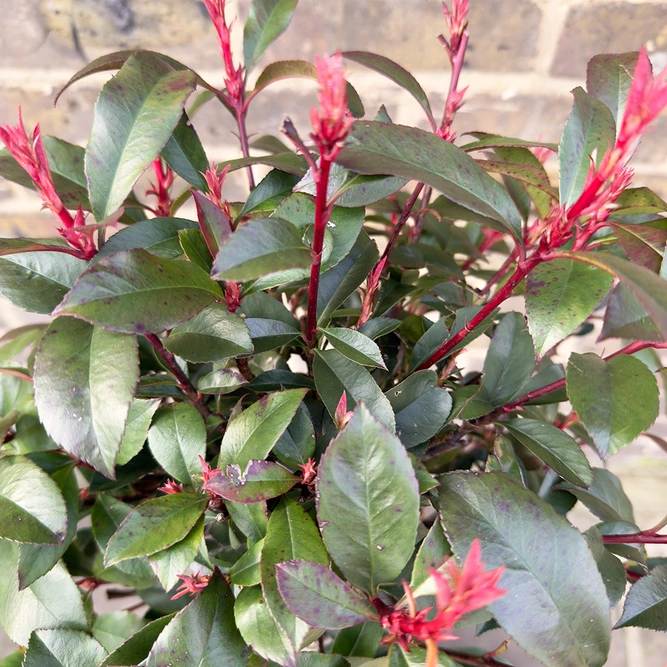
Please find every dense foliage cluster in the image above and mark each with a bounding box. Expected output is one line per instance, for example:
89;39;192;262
0;1;666;665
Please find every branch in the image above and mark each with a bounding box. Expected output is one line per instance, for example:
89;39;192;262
144;334;212;419
603;531;667;545
236;108;255;190
380;182;425;264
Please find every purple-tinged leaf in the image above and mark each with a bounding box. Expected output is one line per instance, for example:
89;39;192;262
586;52;639;127
204;461;298;503
611;222;667;273
277;560;378;630
192;190;232;257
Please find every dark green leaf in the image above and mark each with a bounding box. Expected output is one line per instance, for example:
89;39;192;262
440;472;611;667
95;217;197;261
212;217;312;282
246;370;314;392
461;132;557;153
313;349;395;431
23;629;106;667
0;251;87;314
147;403;206;484
244;0;299;72
389;644;460;667
481;312;534;405
219;152;308;177
317;232;379;325
162;111;208;189
218;389;309;467
179;228;214;272
146;571;246;667
204;460;298;503
343;51;433;123
239;292;301;353
192;190;232;256
93;611;146;653
317;405;419;594
600;282;663;342
261;498;328;652
410;520;450;590
116;398;161;465
54;249;223;334
559;87;616;206
235;585;295;666
612;222;667;273
585;527;627;608
277;560;378;629
229;538;264;586
148;515;204;591
337;122;522;241
273;404;315;468
385;370;452;448
239;169;301;217
616;565;667;630
560;468;634;523
586;52;639;126
358;317;401;340
503;419;592;487
227;502;268;544
322;328;386;368
34;317;138;478
0;455;68;545
567;352;659;457
164;304;253;362
0;540;88;645
330;622;383;658
104;494;208;566
526;259;613;357
18;466;79;588
86;52;196;220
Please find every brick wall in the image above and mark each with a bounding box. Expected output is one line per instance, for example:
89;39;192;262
1;0;667;236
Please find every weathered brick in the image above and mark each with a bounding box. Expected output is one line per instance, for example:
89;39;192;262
551;2;667;78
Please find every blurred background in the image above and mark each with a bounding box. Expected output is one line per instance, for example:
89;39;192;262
0;0;667;664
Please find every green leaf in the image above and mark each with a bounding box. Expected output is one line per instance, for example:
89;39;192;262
526;259;613;357
273;404;315;468
0;455;68;545
163;304;253;362
162;111;208;189
204;460;298;503
227;501;268;544
212;217;312;282
239;292;301;353
23;629;106;667
54;249;223;334
220;152;308;177
0;540;87;645
566;352;659;457
116;398;161;465
235;585;295;666
480;312;535;405
261;498;328;652
611;221;667;273
616;565;667;630
148;515;204;591
104;493;208;566
18;466;79;588
440;471;611;667
0;251;87;314
95;217;197;261
586;52;639;127
218;389;307;468
461;132;558;153
317;405;419;594
192;190;233;256
34;317;138;478
337;122;522;241
322;328;386;369
389;644;459;667
313;349;395;431
180;228;214;272
0;652;23;667
317;232;379;325
559;87;616;207
410;521;450;590
342;51;433;123
244;0;299;72
93;611;146;653
611;187;667;216
585;527;627;608
503;419;592;487
385;370;452;448
229;538;264;586
560;467;634;523
198;369;248;394
566;251;667;339
146;571;247;667
85;52;196;220
240;169;300;217
600;282;663;342
359;317;401;340
277;560;378;629
147;403;206;485
330;622;383;658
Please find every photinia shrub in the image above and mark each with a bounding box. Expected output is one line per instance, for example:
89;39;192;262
0;0;666;665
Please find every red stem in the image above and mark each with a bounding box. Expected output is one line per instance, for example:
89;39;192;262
305;158;332;346
236;108;255;190
603;532;667;544
440;31;469;133
145;334;212;419
415;258;540;371
479;251;518;297
380;182;425;263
